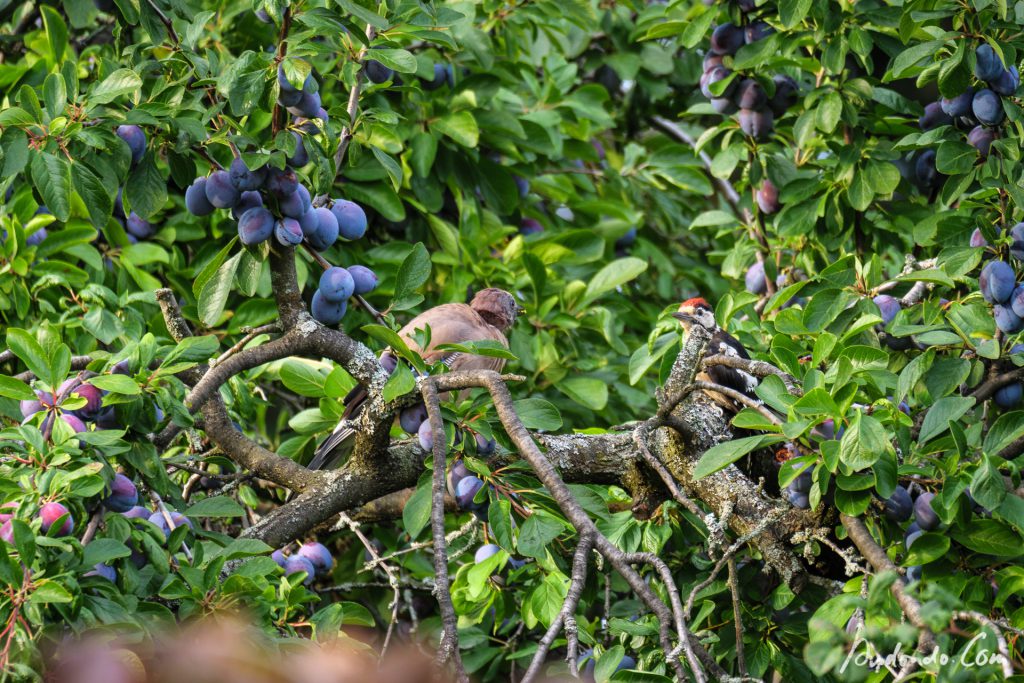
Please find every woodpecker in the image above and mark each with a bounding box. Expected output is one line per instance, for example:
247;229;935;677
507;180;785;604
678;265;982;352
671;297;760;411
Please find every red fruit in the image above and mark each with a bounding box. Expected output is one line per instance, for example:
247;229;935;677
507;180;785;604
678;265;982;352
39;502;74;536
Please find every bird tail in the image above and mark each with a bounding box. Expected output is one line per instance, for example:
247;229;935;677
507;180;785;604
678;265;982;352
307;385;368;471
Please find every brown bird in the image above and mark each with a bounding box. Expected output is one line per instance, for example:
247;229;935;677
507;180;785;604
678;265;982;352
307;288;522;470
671;297;759;412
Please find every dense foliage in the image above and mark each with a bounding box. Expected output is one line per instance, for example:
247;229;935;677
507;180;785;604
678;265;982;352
1;0;1024;681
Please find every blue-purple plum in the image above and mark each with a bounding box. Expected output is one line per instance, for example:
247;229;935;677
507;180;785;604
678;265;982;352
19;399;42;420
116;125;146;165
919;102;951;131
264;167;298;197
783;486;810;509
455;476;486;511
296;541;334;576
744;21;773;43
735;78;767;110
256;8;271;22
906;565;922;581
514;176;529;197
274;218;303;246
941;88;975;118
474;432;496;455
756;180;780;214
745;261;767;294
283;556;315;585
277;86;303;107
185;178;215;216
319;267;355;303
975;44;1004;83
703;52;724;72
1010;284;1024;318
769;75;799;116
417;419;434;451
972;89;1005;126
204;171;240;209
914;492;940;530
297;208;320;238
330;200;367;241
104;474;138;512
229;157;266;191
347;265;378;295
738;108;773;140
994;383;1023;409
475;544;500;564
280;184;311;219
307;208;339;251
968;125;996;157
398;404;427;434
905;529;923;550
615;227;637;250
94;406;118;429
980;260;1015;303
447;460;471;496
61;413;86;433
873;294;900;325
287;131;308;167
277;64;299;93
994;305;1024;333
271;549;287;568
287;90;321;119
883;486;913;521
709;23;744;55
26;228;47;246
365;60;394;84
121;506;150;521
700;66;734;99
232;191;263;220
914;149;939;188
60;380;103;419
422;63;451;90
310;290;346;325
992;66;1020;96
39;502;73;535
1009;222;1024;261
238;207;275;246
85;563;117;582
125;212;154;239
519;218;544;235
380;352;398;374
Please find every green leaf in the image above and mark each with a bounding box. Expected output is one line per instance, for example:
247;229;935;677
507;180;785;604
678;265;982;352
512;398;562;431
902;533;950;566
161;335;219;368
125;153;167;220
838;414;890;471
950;520;1023;557
198;253;241;326
778;0;813;28
517;512;563;558
6;329;52;386
984;411;1024;455
369;49;417;73
382;362;415;403
336;0;388;29
970;455;1007;511
0;375;37;400
581;257;648;306
392;242;431;311
557;376;608;411
83;539;131;567
89;68;143;106
193;239;238;298
30;153;72;222
402;478;432;539
87;374;140;395
185;496;244;517
431;111;479;148
280;360;327;398
693;434;783;480
40;6;68;66
71;163;114;229
918;396;975;443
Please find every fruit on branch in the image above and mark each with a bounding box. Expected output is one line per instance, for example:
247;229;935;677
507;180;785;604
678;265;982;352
700;65;734;99
232;191;264;220
519;218;544;235
447;460;472;497
205;171;241;209
310;290;347;325
918;102;951;131
873;294;900;325
994;382;1023;409
122;506;150;521
116;125;146;166
365;60;394;84
298;208;320;238
318;267;355;303
474;544;501;564
61;379;103;419
914;149;940;188
104;474;139;513
1009;223;1024;261
60;413;87;433
283;556;316;585
307;208;339;251
756;179;780;214
455;475;487;513
970;228;988;248
280;184;312;219
979;260;1015;303
744;21;773;43
296;542;334;576
330;200;368;241
287;131;308;168
914;492;940;530
768;74;799;116
39;502;74;536
274;218;304;246
229;158;267;192
972;89;1005;126
975;44;1005;83
346;265;379;295
399;404;428;434
883;486;913;522
967;125;996;157
85;563;117;582
185;178;216;216
238;207;275;246
474;432;496;456
265;167;298;197
422;63;454;90
992;66;1020;96
416;419;435;451
738;108;773;140
736;78;767;110
287;91;322;120
940;88;975;118
709;23;745;55
993;304;1024;334
126;213;154;239
745;261;767;295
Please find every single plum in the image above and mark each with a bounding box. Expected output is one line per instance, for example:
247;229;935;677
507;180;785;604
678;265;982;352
229;157;267;192
709;23;744;55
738;108;773;140
238;207;275;246
914;492;940;531
274;217;304;246
347;265;378;295
331;200;368;241
979;260;1015;303
185;178;216;216
919;101;952;131
104;473;139;512
307;209;339;251
116;125;146;165
975;44;1004;83
283;556;316;585
745;261;767;295
319;267;355;303
883;486;913;522
39;502;74;536
296;542;334;576
972;89;1005;126
204;170;240;209
399;404;428;434
310;290;347;325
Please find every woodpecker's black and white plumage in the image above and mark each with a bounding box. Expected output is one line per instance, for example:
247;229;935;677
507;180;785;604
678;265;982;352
672;297;760;411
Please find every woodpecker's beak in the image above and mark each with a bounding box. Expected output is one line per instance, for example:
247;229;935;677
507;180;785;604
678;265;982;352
672;311;694;323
